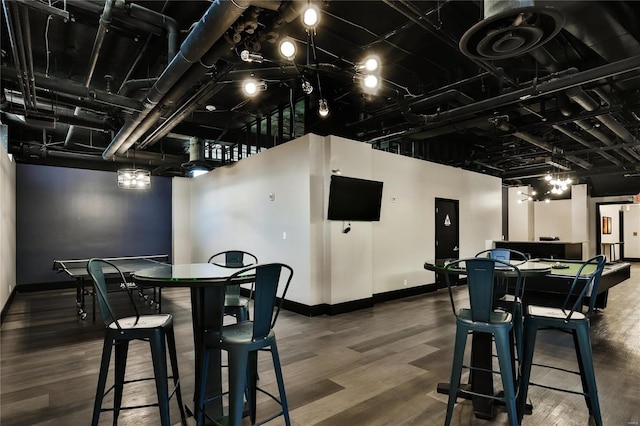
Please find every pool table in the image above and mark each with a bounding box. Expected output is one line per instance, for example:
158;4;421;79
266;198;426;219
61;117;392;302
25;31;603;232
519;259;631;310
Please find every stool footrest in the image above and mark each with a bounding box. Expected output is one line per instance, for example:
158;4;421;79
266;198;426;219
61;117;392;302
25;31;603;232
529;381;589;396
531;361;581;376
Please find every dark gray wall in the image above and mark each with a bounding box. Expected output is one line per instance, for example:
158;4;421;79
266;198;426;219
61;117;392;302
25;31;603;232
16;164;172;286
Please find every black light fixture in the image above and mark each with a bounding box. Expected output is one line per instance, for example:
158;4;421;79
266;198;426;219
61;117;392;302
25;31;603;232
240;49;263;63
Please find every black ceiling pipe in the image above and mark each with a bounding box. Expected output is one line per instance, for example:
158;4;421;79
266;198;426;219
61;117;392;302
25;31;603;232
2;0;33;110
65;0;115;146
0;66;143;112
138;70;232;149
125;2;179;60
401;55;640;127
567;86;640;161
553;124;621;166
67;0;167;37
112;0;306;155
103;0;253;159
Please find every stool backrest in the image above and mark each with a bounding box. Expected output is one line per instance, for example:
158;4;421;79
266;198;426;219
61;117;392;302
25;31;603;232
563;255;606;319
445;258;522;322
475;248;528;263
223;263;293;339
87;258;140;329
208;250;258;268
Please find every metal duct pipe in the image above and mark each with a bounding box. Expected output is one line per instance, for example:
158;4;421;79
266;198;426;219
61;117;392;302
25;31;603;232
44;148;186;166
126;2;179;60
404;55;640;126
114;1;305;154
68;0;167;36
103;0;253;159
512;131;592;170
574;119;636;163
552;124;621;165
65;0;115;146
19;4;37;108
118;78;159;97
138;75;229;149
0;66;143;112
356;89;474;128
511;131;591;170
2;0;33;110
567;87;640;161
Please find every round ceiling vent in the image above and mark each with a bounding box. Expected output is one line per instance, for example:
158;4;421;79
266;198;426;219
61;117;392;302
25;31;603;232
459;5;564;60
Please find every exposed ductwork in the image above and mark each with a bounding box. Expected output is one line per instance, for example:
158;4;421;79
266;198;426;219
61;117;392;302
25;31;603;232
567;86;640;162
102;0;254;159
64;0;116;147
459;0;565;60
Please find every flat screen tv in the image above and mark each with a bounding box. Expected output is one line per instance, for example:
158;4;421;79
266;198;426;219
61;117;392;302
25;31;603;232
327;175;383;221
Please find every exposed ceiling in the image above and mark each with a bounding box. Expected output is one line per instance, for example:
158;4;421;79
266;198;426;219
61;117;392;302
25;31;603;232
2;0;640;198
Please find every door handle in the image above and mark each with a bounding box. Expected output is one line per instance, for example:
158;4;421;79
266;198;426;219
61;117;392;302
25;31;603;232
453;246;459;251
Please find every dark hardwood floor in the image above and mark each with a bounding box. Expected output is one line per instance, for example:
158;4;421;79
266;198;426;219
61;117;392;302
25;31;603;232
2;265;639;425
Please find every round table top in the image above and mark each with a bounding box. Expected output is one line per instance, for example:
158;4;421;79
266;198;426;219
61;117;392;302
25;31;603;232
424;259;552;277
133;263;254;287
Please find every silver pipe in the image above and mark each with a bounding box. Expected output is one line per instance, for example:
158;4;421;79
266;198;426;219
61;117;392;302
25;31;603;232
65;0;115;146
103;0;253;159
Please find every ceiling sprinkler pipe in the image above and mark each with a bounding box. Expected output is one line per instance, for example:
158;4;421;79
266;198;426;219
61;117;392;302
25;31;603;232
103;0;252;159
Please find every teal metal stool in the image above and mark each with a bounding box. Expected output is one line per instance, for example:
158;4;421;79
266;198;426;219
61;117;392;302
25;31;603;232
518;255;606;425
208;250;258;322
195;263;293;426
87;259;187;426
444;258;523;426
476;248;529;361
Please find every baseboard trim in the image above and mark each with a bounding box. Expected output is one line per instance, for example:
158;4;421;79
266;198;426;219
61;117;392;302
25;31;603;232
255;282;439;317
1;286;18;324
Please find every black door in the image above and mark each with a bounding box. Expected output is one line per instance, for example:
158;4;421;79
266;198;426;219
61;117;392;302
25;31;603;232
435;198;460;288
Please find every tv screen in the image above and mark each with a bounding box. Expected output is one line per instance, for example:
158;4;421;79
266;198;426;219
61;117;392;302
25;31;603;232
327;175;383;221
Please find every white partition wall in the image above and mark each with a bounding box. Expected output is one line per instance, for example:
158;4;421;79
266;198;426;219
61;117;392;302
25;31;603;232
174;134;503;310
623;206;640;258
172;177;192;264
535;200;572;240
508;186;534;241
1;138;16;312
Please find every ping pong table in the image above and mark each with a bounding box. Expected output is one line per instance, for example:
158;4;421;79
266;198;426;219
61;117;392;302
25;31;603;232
52;254;169;322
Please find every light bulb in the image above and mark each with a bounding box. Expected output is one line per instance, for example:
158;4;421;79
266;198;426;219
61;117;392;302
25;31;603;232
302;6;319;27
364;57;379;72
545;174;552;181
363;74;379;89
279;40;296;60
244;81;257;95
318;99;329;117
301;80;313;94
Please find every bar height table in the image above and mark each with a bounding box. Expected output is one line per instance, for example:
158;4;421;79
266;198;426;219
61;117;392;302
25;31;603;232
133;263;255;425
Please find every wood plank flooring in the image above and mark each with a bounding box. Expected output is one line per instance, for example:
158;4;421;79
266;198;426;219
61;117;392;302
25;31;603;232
2;265;639;425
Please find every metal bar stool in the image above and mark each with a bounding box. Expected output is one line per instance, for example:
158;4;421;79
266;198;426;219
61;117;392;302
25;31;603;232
87;259;186;426
518;255;606;425
443;258;523;426
195;263;293;426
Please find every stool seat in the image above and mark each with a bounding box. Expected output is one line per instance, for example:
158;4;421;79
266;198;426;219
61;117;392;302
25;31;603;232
458;309;512;324
108;314;172;330
526;305;586;321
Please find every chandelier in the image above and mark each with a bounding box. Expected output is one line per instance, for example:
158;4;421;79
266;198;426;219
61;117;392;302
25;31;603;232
117;168;151;190
545;173;571;195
